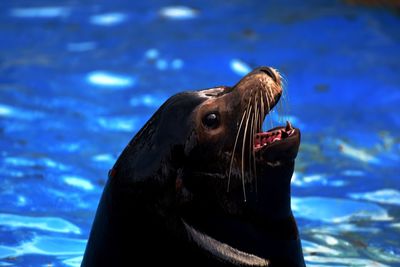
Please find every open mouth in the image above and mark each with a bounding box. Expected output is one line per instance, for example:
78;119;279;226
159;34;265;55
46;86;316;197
252;97;300;164
254;121;296;152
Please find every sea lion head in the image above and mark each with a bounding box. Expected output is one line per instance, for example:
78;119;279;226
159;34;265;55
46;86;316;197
108;66;302;266
177;67;301;266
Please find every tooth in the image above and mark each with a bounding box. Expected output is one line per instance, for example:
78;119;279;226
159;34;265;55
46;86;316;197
286;121;293;131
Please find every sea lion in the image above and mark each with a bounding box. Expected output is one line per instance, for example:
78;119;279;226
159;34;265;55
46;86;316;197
81;67;305;267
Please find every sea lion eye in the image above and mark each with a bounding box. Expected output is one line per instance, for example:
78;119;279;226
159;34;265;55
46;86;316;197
202;113;220;129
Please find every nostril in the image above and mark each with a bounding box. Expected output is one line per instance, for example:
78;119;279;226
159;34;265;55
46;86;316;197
259;67;277;82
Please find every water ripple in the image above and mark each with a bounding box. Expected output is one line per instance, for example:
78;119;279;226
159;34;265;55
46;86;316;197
305;255;390;267
292;173;346;187
63;175;94;191
230;59;251;76
9;7;70;18
0;214;81;234
63;256;83;267
0;236;85;261
96;117;139;132
67;42;97;52
292;197;391;223
25;236;86;255
4;157;68;171
130;94;167;108
337;139;380;164
89;12;127;26
350;189;400;206
86;71;135;88
0;104;43;120
159;6;198;20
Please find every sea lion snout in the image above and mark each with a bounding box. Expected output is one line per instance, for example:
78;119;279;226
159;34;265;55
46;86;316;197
233;67;282;113
258;66;278;83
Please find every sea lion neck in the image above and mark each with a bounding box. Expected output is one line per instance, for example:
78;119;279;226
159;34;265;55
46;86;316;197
245;162;295;220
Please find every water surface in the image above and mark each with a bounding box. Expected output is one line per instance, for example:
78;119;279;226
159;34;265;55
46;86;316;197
0;1;399;266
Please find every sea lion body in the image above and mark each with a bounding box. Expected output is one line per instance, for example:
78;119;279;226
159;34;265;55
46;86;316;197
81;67;305;267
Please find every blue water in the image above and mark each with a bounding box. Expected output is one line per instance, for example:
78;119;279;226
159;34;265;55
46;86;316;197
1;1;399;266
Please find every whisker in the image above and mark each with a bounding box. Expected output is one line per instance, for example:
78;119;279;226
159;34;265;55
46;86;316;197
241;104;252;202
260;90;265;131
281;81;290;122
248;111;254;181
265;90;273;130
247;90;255;181
277;88;285;124
227;110;247;192
280;72;288;88
253;92;259;193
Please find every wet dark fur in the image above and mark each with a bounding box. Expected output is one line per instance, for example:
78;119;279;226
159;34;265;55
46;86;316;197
81;68;305;267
